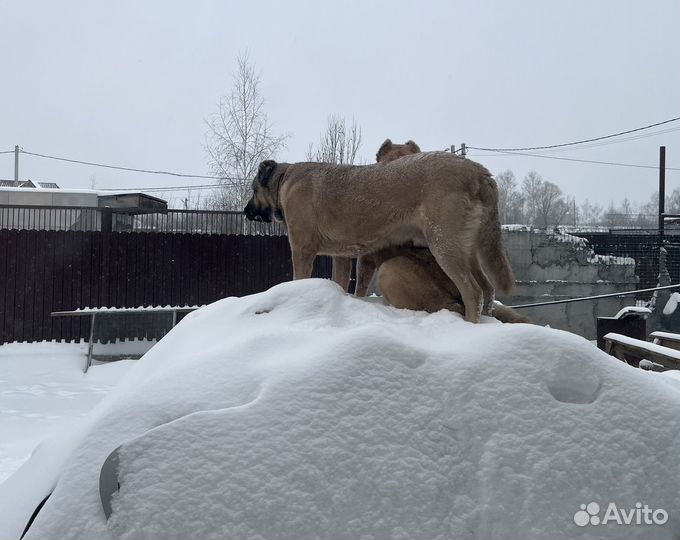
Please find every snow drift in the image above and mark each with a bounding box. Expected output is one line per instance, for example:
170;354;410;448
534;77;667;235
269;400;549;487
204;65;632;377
4;279;679;540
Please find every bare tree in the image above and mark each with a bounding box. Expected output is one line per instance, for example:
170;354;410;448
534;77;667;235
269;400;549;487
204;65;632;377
306;115;362;164
522;172;569;228
521;171;543;226
535;181;569;229
579;199;603;225
495;170;523;224
205;52;288;210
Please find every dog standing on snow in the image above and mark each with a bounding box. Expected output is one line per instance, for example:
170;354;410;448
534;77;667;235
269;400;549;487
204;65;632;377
243;151;513;323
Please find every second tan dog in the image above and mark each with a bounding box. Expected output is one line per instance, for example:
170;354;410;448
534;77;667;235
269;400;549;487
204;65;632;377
364;244;531;323
354;139;523;322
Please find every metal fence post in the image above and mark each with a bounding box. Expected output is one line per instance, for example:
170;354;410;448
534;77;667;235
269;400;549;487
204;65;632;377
101;207;113;234
85;312;96;373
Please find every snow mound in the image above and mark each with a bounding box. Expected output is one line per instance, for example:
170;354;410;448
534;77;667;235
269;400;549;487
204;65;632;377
7;279;680;540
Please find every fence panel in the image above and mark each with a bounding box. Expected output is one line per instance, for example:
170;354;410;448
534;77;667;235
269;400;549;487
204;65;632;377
574;231;679;297
0;229;333;344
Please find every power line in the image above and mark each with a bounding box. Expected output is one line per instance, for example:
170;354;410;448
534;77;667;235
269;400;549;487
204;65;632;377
10;121;679;194
520;126;680;155
468;117;680;152
19;149;240;181
99;183;225;192
468;150;680;171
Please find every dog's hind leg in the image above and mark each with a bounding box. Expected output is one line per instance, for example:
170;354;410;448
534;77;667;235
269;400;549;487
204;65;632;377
332;257;352;292
471;258;495;316
421;203;484;323
424;238;483;323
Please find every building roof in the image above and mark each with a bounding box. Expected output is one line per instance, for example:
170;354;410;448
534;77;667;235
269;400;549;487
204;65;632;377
38;182;60;189
0;179;39;188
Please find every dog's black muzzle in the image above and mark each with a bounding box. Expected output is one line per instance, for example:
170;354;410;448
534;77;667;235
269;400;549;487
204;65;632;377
244;201;271;223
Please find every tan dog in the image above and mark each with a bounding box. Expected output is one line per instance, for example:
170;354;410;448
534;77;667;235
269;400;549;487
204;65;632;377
365;245;531;323
355;139;516;310
244;152;513;323
332;141;425;292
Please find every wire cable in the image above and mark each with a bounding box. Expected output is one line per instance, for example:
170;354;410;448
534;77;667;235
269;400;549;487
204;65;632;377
517;126;680;155
468;117;680;152
19;149;240;181
468;150;680;171
99;183;226;192
13;121;679;194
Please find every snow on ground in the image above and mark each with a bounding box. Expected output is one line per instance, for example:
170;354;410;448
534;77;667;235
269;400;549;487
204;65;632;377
2;279;680;540
0;343;133;484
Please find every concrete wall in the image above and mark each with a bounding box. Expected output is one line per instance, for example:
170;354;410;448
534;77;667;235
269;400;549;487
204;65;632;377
497;229;639;339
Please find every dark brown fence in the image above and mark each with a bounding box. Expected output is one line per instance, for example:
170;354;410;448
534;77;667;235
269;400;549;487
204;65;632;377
0;229;332;344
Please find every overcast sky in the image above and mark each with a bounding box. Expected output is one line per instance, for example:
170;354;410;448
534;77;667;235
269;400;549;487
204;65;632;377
2;0;678;207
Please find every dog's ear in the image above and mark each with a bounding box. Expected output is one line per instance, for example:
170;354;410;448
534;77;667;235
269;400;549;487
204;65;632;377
405;140;421;153
257;160;278;187
376;139;393;162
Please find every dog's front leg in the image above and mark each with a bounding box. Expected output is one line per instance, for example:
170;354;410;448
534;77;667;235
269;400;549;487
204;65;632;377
288;228;319;280
331;257;352;291
354;255;376;297
290;243;317;279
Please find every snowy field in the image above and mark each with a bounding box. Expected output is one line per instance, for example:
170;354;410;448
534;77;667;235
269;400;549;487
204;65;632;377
0;343;133;483
2;279;680;539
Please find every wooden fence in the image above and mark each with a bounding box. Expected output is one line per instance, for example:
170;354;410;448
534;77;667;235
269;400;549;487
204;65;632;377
0;229;331;344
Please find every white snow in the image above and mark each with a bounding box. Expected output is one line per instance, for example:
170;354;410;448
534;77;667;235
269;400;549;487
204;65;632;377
650;331;680;343
603;333;680;361
501;224;532;232
2;279;680;539
588;253;636;266
62;305;202;313
612;306;652;319
0;342;133;485
549;229;588;246
663;292;680;315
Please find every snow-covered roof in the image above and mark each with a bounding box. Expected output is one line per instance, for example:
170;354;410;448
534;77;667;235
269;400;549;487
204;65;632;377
0;186;98;195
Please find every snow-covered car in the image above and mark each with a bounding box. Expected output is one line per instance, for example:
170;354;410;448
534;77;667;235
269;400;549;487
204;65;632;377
2;279;679;539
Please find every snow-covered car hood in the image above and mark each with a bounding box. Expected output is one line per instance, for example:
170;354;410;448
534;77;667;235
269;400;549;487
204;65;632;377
4;279;679;540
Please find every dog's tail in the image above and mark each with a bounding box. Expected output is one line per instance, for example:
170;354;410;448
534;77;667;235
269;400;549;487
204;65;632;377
479;181;516;294
492;303;531;324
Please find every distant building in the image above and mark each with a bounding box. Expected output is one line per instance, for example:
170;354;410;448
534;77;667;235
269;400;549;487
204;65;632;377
0;182;167;232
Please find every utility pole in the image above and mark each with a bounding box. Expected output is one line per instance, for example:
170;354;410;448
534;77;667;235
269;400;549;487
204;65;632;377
658;146;666;233
460;143;467;158
14;145;19;186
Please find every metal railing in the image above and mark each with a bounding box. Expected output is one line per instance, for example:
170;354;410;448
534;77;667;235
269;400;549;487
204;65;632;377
0;205;286;236
116;208;286;236
0;205;101;232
